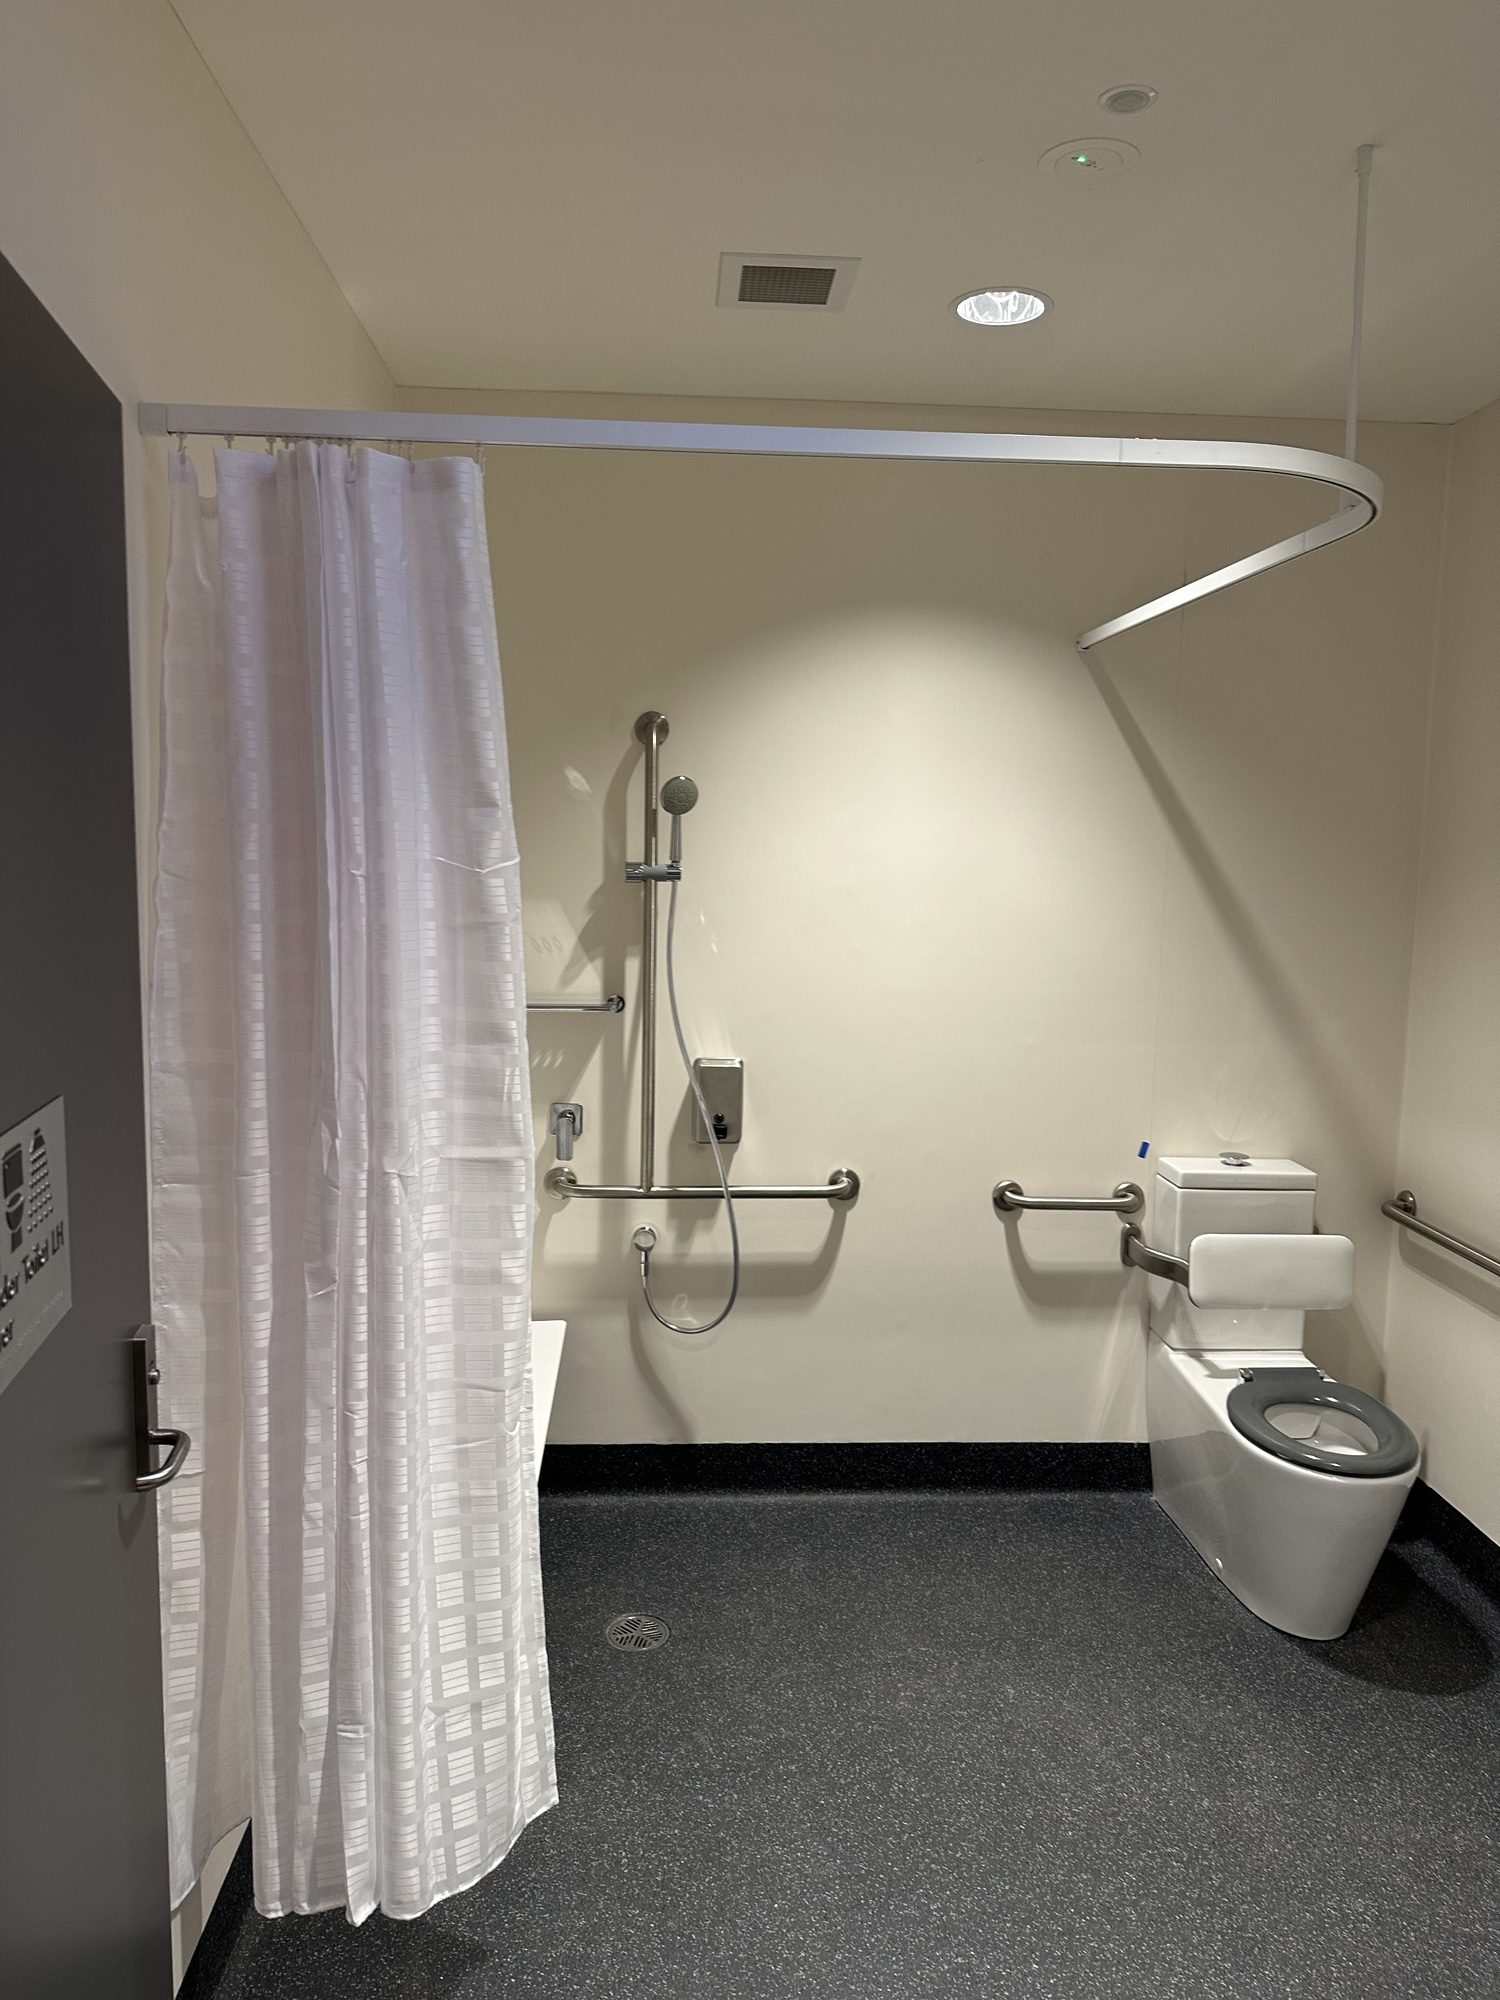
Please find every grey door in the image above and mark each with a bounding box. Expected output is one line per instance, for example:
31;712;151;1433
0;253;173;1995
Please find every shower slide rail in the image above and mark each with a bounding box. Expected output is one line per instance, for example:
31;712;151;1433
992;1180;1145;1217
545;1167;859;1202
1382;1190;1500;1281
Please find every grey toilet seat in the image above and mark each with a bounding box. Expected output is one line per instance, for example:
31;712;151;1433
1226;1368;1419;1479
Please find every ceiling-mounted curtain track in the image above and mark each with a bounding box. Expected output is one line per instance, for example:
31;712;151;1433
137;403;1382;652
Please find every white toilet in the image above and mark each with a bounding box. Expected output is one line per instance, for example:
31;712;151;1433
1143;1155;1419;1642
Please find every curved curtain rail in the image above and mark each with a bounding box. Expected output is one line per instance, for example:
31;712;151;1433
137;405;1383;653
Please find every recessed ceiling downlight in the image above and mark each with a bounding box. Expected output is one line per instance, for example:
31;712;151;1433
1099;83;1157;115
954;287;1050;328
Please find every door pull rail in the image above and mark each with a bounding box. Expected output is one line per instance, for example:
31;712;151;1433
131;1330;192;1493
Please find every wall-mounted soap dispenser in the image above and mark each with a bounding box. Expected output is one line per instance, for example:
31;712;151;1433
690;1059;742;1145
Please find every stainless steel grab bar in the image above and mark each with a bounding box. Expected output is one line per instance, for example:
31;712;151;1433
1382;1190;1500;1280
993;1180;1144;1217
546;1167;859;1203
528;995;625;1014
1118;1222;1188;1284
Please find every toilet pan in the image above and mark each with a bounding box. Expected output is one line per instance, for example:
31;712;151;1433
1147;1339;1418;1642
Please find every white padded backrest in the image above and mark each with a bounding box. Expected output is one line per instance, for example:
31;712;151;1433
1186;1233;1355;1311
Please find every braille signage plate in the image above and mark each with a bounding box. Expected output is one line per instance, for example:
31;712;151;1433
0;1096;71;1398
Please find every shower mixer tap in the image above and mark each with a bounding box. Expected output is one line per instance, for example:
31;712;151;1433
548;1102;584;1162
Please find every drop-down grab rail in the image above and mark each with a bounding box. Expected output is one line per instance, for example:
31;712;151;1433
1119;1222;1189;1285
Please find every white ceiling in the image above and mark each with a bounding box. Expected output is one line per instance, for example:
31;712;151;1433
174;0;1500;422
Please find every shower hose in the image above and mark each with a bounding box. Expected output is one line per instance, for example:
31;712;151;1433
636;877;741;1334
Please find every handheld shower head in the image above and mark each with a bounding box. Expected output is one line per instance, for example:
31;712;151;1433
660;774;699;864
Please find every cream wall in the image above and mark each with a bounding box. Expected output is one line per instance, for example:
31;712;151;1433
0;1;395;1982
409;387;1448;1444
0;0;394;922
1387;394;1500;1540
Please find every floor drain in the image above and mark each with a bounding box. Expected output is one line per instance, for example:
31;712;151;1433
605;1613;670;1653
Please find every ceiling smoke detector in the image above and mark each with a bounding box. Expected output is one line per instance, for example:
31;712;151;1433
717;252;860;311
1038;137;1140;184
1099;84;1158;115
953;287;1051;328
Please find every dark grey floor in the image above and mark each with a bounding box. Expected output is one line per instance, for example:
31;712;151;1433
199;1492;1500;1999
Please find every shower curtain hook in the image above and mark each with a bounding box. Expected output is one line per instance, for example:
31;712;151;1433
173;432;188;461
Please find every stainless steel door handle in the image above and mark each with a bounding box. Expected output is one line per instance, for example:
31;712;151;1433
131;1328;192;1492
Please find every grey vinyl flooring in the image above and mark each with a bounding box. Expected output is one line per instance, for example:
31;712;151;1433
198;1491;1500;1999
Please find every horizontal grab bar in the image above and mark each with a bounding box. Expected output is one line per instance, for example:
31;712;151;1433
993;1180;1144;1217
545;1167;859;1203
527;995;626;1014
1383;1190;1500;1280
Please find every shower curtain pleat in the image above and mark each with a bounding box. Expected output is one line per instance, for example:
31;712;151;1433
151;442;555;1923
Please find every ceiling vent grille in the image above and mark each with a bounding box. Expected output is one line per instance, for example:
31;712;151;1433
717;253;859;312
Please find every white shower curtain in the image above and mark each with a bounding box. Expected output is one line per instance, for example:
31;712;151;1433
150;442;555;1923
